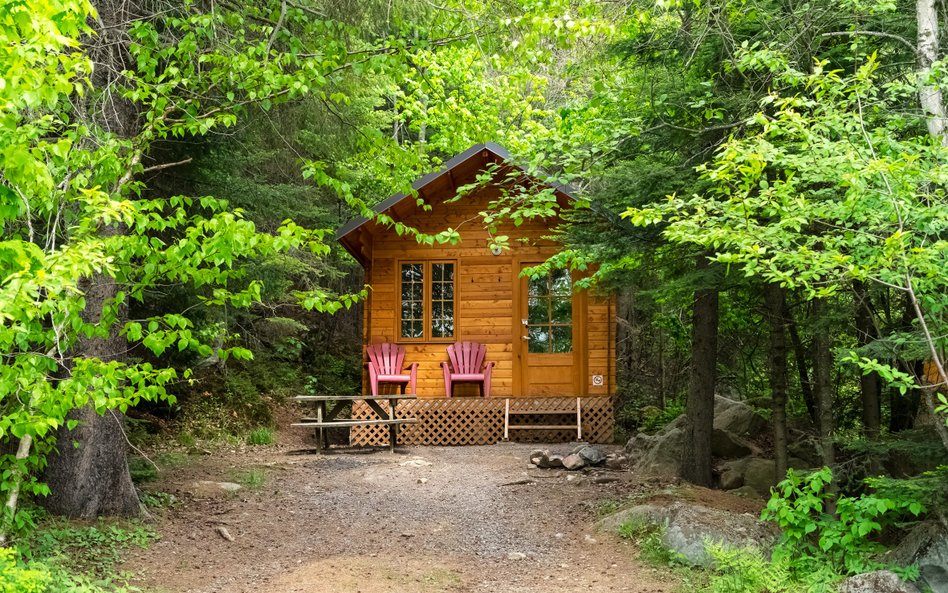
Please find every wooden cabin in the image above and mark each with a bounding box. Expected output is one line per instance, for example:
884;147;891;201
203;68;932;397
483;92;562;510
337;143;616;445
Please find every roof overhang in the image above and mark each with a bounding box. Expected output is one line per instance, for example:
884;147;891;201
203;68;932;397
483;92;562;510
336;142;577;267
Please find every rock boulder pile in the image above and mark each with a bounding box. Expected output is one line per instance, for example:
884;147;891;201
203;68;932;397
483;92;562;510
529;444;625;472
625;395;818;498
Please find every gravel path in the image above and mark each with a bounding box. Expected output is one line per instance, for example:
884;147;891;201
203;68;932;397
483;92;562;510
129;443;676;593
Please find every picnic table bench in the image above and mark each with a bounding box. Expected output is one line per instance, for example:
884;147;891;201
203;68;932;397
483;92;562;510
291;394;418;453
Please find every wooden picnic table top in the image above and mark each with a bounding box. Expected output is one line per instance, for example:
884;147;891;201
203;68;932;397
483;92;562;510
292;418;419;428
291;394;417;402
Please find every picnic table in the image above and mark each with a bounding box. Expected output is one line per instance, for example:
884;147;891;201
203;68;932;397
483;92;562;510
291;394;418;453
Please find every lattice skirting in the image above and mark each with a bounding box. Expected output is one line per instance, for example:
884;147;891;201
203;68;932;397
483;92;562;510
349;396;614;447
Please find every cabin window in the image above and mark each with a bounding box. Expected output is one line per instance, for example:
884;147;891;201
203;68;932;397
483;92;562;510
399;261;456;341
526;269;572;353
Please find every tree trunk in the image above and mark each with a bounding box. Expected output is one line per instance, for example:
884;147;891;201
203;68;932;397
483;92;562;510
765;284;789;483
44;267;140;518
891;296;922;432
785;300;818;426
853;281;882;440
917;0;947;142
43;0;145;519
813;299;835;470
681;255;719;487
615;289;633;392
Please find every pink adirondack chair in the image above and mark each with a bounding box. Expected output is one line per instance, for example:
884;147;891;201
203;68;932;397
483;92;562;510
441;341;494;398
367;343;418;396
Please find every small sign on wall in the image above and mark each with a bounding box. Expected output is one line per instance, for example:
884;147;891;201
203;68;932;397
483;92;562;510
592;374;604;387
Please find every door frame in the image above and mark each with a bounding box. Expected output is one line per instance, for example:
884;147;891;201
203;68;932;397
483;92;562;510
511;256;588;396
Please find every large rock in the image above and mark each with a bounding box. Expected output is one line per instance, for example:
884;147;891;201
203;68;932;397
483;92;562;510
788;436;821;466
918;531;948;593
837;571;921;593
711;428;754;459
741;458;778;499
598;501;777;567
714;396;769;437
632;427;685;476
719;464;745;490
887;523;948;593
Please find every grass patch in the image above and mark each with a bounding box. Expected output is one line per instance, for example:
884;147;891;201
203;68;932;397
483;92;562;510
127;456;158;484
25;519;156;578
616;518;686;568
14;518;158;591
246;426;274;445
231;468;268;490
154;451;190;467
596;498;621;517
139;490;178;509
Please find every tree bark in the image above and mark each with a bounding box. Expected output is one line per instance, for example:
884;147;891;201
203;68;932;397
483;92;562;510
813;299;835;470
44;263;141;518
785;300;818;426
681;255;718;487
43;0;145;519
853;281;882;440
891;296;922;432
917;0;947;142
765;284;789;483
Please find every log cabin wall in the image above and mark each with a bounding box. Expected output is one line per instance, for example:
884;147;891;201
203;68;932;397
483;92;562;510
357;180;615;399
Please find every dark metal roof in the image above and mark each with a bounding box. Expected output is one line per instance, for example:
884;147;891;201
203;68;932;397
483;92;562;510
335;142;577;242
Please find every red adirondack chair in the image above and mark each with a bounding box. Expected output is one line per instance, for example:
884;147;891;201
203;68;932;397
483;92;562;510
441;341;494;398
367;343;418;396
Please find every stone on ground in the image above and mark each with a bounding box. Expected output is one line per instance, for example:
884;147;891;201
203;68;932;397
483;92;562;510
562;453;586;471
837;571;921;593
530;449;566;469
598;501;777;567
577;445;606;465
189;481;242;498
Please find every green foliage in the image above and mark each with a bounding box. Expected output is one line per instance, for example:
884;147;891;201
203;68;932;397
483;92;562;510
246;427;274;446
0;546;52;593
24;521;156;579
865;466;948;514
126;457;157;484
231;469;267;490
705;546;807;593
2;519;156;591
304;353;362;396
617;518;686;567
0;551;141;593
137;491;177;510
627;402;685;435
762;468;924;576
1;0;374;536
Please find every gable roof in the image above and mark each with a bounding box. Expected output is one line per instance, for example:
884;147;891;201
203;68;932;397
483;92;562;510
336;142;577;265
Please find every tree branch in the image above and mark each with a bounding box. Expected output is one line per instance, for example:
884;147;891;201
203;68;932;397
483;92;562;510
141;157;193;175
820;30;916;52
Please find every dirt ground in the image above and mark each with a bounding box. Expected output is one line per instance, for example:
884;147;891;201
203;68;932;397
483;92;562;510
127;426;681;593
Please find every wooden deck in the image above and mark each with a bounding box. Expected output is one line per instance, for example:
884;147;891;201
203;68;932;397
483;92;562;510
349;396;614;446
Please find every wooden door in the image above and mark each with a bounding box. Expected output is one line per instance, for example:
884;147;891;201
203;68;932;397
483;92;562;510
517;265;580;395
